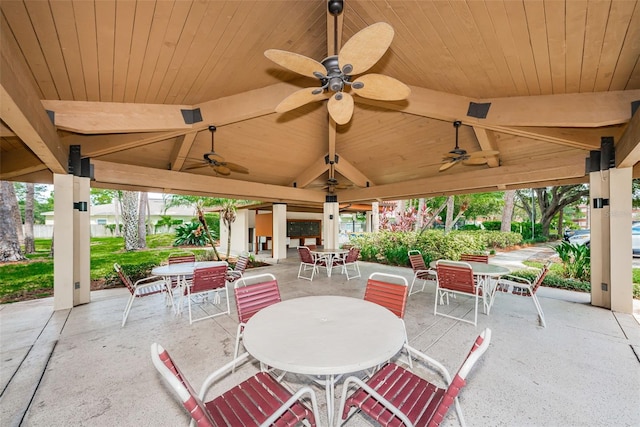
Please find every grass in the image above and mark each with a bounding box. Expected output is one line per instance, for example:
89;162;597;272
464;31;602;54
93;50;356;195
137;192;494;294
0;235;219;303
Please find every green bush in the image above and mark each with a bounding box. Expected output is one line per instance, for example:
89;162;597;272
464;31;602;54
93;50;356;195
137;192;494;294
506;267;591;293
173;221;208;246
554;241;590;282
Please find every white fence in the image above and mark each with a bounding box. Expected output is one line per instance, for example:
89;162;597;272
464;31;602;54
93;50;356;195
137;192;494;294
30;225;176;239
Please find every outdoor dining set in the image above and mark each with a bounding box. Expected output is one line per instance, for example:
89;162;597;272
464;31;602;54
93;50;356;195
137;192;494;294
115;246;550;426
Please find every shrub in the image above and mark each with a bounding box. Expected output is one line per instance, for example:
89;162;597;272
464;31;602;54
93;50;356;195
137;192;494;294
554;241;590;282
173;221;208;246
506;266;591;293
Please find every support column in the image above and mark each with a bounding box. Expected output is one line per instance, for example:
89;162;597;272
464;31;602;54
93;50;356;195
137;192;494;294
365;210;373;232
590;169;610;308
272;204;287;260
371;202;380;232
609;167;633;313
74;176;91;305
323;201;340;248
53;174;74;310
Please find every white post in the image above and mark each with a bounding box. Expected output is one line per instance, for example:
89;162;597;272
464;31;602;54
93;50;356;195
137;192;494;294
272;204;287;260
53;174;74;310
323;202;340;248
609;167;633;313
74;176;91;305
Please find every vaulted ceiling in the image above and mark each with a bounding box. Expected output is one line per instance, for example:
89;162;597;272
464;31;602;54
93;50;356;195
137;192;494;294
1;0;639;206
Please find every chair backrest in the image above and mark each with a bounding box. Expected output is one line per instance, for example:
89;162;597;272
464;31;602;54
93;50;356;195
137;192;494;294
531;262;551;294
408;250;427;272
345;247;360;263
297;246;315;264
436;261;477;294
232;254;249;273
114;263;135;295
189;265;228;295
234;274;282;324
430;328;492;426
364;273;409;319
460;253;489;263
168;252;196;265
150;343;215;427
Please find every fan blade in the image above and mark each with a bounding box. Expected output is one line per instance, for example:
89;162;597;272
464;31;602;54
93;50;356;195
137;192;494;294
203;152;225;163
468;150;500;158
264;49;325;78
327;92;354;125
352;74;411;101
184;163;209;171
339;22;394;75
275;88;329;113
223;162;249;174
213;165;231;176
463;157;488;166
439;160;458;172
443;152;460;159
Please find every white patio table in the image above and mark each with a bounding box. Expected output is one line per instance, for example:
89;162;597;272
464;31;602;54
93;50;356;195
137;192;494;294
310;248;348;277
151;261;227;314
242;295;405;427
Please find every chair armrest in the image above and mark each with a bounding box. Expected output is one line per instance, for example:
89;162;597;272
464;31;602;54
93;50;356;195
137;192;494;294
199;352;252;400
133;275;164;287
497;275;532;286
261;386;319;427
403;344;453;386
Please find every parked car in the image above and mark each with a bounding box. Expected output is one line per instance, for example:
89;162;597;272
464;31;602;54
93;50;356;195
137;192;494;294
568;230;590;247
633;223;640;256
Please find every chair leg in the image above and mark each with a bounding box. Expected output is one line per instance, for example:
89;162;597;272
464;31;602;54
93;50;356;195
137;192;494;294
122;294;136;327
531;293;546;327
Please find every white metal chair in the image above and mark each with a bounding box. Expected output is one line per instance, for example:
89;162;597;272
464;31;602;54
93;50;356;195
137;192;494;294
333;246;361;280
407;249;437;295
233;273;282;362
338;329;492;427
151;343;319;427
185;264;230;324
226;253;249;283
297;246;327;281
434;260;481;326
490;262;551;327
114;263;171;327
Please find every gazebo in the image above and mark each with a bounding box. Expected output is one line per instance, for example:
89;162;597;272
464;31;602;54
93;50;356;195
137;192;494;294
1;0;638;312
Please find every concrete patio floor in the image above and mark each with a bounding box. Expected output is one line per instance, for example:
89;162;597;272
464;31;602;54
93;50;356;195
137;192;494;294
1;253;639;427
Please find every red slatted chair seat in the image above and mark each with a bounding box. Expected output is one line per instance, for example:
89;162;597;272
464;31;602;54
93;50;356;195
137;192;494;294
185;265;230;324
434;261;481;326
226;255;249;283
114;263;169;327
151;344;318;427
460;254;489;263
339;329;492;427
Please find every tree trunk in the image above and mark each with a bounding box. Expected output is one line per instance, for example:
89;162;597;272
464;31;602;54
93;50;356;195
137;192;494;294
121;191;139;251
24;183;35;253
416;198;425;231
0;181;26;261
419;199;447;234
10;183;24;246
500;190;516;233
114;196;122;236
444;196;455;233
137;192;147;249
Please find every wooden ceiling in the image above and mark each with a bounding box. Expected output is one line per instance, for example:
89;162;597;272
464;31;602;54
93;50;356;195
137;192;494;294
1;0;639;205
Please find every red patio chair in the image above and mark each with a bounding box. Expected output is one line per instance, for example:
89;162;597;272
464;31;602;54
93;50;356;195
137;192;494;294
434;260;482;326
150;343;319;427
407;249;437;295
490;262;551;327
460;253;489;263
333;247;361;280
167;252;196;290
296;246;328;281
226;253;249;283
114;263;170;327
338;328;492;427
185;264;230;324
233;273;282;362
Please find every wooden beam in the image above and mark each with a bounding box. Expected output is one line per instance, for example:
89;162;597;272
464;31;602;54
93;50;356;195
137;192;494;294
328;118;336;162
334;153;373;188
472;127;499;167
337;154;587;202
616;108;640;168
0;149;48;179
0;21;66;174
293;155;329;188
92;159;326;204
170;131;198;171
41;100;194;133
67;131;185;157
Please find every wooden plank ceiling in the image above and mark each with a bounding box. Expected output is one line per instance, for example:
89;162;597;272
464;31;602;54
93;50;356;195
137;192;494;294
1;0;639;205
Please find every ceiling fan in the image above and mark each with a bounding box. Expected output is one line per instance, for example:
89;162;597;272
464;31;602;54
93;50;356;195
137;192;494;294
264;21;411;125
439;121;500;172
185;125;249;176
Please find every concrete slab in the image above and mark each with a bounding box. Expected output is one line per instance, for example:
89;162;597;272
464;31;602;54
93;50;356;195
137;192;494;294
1;254;638;427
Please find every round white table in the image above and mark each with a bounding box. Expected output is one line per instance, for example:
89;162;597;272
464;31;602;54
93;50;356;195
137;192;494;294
310;248;348;277
152;261;227;313
242;295;405;426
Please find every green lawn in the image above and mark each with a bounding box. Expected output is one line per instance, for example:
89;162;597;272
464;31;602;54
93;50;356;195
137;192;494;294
0;234;215;303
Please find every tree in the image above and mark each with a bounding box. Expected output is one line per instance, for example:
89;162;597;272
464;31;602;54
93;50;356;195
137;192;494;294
24;183;35;253
501;190;516;233
517;185;589;237
137;192;148;249
121;191;139;251
0;181;26;261
220;199;239;260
